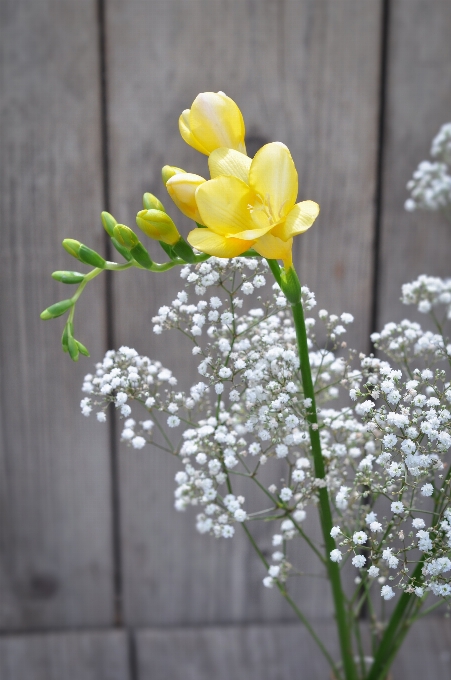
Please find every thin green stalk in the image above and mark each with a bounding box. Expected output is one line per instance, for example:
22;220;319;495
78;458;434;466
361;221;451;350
241;522;340;678
290;296;358;680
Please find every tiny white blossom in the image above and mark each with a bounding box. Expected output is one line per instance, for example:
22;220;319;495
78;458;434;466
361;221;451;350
330;549;342;563
381;585;395;601
421;483;434;497
353;531;368;545
352;555;366;568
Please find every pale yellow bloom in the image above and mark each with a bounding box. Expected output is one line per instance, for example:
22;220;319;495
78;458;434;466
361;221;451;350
165;172;206;223
187;142;319;265
179;92;246;156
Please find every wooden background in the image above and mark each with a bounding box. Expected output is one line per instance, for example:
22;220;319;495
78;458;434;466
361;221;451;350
1;0;451;678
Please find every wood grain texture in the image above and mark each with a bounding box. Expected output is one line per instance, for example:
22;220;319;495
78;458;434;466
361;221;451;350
378;0;451;329
105;0;382;625
136;618;451;680
0;630;129;680
0;0;114;628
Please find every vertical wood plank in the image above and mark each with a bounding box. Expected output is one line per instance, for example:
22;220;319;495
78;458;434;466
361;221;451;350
0;630;130;680
378;0;451;329
0;0;114;628
105;0;382;625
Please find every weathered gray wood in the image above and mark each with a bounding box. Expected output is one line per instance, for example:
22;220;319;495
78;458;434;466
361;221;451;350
136;618;451;679
378;0;451;330
136;622;339;680
0;630;129;680
0;0;114;628
106;0;382;625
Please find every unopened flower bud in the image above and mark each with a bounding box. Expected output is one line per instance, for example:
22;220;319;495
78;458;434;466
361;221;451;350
161;165;186;185
52;271;85;284
40;298;74;320
179;91;246;156
166;173;206;223
62;239;106;269
113;224;140;249
142;192;166;212
101;211;117;237
136;209;180;245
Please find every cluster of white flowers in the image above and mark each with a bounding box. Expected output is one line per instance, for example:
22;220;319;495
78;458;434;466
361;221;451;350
401;274;451;317
80;258;451;611
405;123;451;213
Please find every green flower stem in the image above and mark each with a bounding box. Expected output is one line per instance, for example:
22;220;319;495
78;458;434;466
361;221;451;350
365;560;424;680
289;294;357;680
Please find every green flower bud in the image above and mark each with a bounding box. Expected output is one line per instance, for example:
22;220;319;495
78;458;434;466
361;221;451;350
76;340;90;357
67;334;79;361
172;237;196;264
61;321;71;352
136;209;180;245
113;224;140;250
143;192;166;212
40;298;74;320
62;239;81;258
129;242;154;270
161;165;186;185
101;211;118;237
78;245;106;269
52;271;85;284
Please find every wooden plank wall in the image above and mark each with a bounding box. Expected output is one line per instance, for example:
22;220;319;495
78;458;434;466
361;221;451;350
1;1;451;678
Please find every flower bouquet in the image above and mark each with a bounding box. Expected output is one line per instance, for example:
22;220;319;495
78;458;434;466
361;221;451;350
41;93;451;680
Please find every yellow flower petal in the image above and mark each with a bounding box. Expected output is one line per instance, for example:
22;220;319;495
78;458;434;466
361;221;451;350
249;142;298;223
195;175;251;236
187;228;252;258
208;148;251;183
166;173;206;223
178;110;210;155
252;233;293;262
188;92;246;155
271;200;320;241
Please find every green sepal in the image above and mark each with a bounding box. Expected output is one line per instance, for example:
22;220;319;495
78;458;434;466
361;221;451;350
113;224;140;249
40;298;74;320
62;239;82;258
52;270;85;284
67;334;79;361
101;211;118;237
129;242;154;269
110;237;134;261
158;241;177;259
76;340;90;357
172;238;196;263
143;192;166;212
195;222;207;229
280;266;302;305
78;245;106;269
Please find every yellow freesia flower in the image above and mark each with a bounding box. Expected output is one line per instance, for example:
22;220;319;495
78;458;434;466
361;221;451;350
187;142;319;267
179;91;246;156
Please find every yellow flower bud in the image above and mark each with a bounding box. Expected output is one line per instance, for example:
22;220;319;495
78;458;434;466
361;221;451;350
143;192;166;212
162;165;186;185
179;91;246;156
166;173;206;223
136;209;180;246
